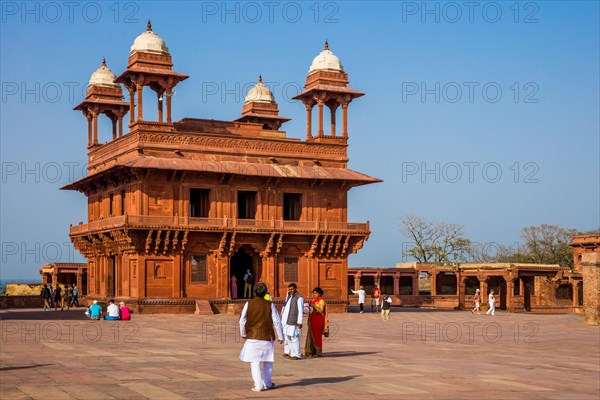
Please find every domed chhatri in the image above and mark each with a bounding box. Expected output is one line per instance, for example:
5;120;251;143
88;58;120;88
244;75;275;104
308;41;344;73
130;20;170;55
235;75;290;131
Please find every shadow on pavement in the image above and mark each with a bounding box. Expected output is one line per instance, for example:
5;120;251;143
322;351;379;358
275;375;360;388
0;364;54;371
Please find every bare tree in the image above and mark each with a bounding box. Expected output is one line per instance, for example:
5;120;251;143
476;224;581;269
400;215;471;263
519;224;578;268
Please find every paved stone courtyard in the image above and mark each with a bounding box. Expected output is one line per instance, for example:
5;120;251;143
1;308;598;399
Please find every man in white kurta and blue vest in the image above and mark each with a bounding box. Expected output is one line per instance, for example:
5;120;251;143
239;282;284;392
281;283;304;360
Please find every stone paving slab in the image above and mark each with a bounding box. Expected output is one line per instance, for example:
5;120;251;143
1;308;598;399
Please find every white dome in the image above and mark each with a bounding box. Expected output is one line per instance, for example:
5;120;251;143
88;59;119;88
130;21;170;55
309;41;344;73
244;76;275;104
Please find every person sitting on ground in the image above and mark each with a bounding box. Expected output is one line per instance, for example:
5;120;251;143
119;301;131;320
104;299;120;320
88;300;103;320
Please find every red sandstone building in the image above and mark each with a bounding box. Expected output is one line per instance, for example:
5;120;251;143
349;262;583;313
63;23;380;312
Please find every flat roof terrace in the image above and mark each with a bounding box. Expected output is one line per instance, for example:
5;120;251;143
1;309;598;399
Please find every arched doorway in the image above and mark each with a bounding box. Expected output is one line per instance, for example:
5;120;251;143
230;248;254;299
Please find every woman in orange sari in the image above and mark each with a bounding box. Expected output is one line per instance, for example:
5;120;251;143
304;287;327;358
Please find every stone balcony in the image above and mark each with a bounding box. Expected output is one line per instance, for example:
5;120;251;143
69;214;370;236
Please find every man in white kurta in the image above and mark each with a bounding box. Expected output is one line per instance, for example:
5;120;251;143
280;283;304;359
239;283;284;392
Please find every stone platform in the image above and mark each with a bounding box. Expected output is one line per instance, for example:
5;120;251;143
1;307;598;399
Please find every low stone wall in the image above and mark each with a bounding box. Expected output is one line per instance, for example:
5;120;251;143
0;295;42;308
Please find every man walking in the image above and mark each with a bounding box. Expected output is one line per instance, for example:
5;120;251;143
351;286;366;314
243;269;254;299
472;288;481;314
381;294;393;321
487;289;496;316
281;283;304;360
40;284;51;311
239;282;284;392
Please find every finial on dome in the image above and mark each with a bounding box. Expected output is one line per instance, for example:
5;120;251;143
101;57;106;67
324;40;329;50
147;19;152;31
258;75;263;83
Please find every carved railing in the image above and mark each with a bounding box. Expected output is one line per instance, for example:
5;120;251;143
70;214;370;235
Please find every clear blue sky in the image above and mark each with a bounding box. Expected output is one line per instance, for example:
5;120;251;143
1;1;599;280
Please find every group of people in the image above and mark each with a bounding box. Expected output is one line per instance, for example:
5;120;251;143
238;282;328;392
351;284;393;321
86;299;131;320
40;283;80;311
471;288;496;316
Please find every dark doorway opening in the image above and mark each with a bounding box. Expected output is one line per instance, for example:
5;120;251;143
107;256;116;297
522;276;533;311
348;276;355;295
399;276;413;295
380;276;394;295
230;248;254;299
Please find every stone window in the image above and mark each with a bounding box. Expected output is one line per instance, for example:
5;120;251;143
284;258;298;282
283;193;302;221
191;255;207;283
555;284;573;300
109;193;114;217
120;189;126;215
237;191;257;219
190;189;210;218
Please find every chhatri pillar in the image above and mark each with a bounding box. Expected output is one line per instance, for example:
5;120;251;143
581;252;600;325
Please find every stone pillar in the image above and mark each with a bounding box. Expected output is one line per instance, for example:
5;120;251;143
506;278;515;313
111;117;117;140
480;278;488;304
342;103;348;137
52;271;58;286
166;88;173;123
118;116;123;137
393;275;400;296
412;274;419;295
317;100;324;137
430;272;437;296
581;252;600;325
87;115;93;146
329;104;338;136
157;91;164;123
92;113;98;145
571;279;580;307
136;83;143;121
76;272;83;294
458;276;467;310
305;103;313;140
128;87;135;125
